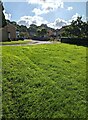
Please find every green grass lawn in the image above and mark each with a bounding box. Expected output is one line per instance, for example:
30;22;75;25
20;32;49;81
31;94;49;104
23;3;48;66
2;43;87;119
0;40;31;45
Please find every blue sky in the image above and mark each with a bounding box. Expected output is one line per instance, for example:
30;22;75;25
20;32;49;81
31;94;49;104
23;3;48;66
3;0;87;29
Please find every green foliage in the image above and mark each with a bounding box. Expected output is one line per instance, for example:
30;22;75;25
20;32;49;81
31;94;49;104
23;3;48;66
18;25;28;32
19;32;29;38
0;1;7;27
2;44;86;119
60;16;88;38
28;24;56;40
41;28;47;37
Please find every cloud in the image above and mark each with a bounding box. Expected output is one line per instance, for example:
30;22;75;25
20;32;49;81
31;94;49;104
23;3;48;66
26;0;45;4
27;0;64;15
17;15;67;29
48;18;67;29
48;13;85;29
66;13;80;25
67;6;73;11
70;13;86;22
82;15;86;22
67;13;86;25
26;0;63;5
3;10;12;20
18;13;79;29
41;0;64;10
17;12;86;29
17;15;48;27
32;8;49;15
71;13;80;21
72;13;79;19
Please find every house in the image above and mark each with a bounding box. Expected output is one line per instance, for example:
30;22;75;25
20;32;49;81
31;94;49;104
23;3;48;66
1;23;16;42
48;29;57;37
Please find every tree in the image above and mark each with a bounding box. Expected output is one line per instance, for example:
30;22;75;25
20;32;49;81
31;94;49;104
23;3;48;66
70;16;83;37
41;28;47;37
60;16;88;38
19;32;29;39
0;1;7;27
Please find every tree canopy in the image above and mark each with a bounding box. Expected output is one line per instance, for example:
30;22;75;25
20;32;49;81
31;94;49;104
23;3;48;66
60;16;88;38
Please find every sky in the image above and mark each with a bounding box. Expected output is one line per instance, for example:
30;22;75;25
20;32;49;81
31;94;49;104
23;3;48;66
3;0;87;29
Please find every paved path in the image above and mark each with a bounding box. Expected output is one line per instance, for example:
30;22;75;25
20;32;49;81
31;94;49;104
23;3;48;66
1;40;60;46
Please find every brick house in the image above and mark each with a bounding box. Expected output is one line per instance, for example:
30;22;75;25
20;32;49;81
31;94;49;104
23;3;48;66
0;23;16;42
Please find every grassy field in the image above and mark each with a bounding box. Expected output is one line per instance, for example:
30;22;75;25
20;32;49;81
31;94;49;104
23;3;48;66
2;43;87;119
0;40;31;45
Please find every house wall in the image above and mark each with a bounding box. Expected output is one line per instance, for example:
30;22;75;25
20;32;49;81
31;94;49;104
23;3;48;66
1;23;16;41
6;24;16;40
0;28;8;42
